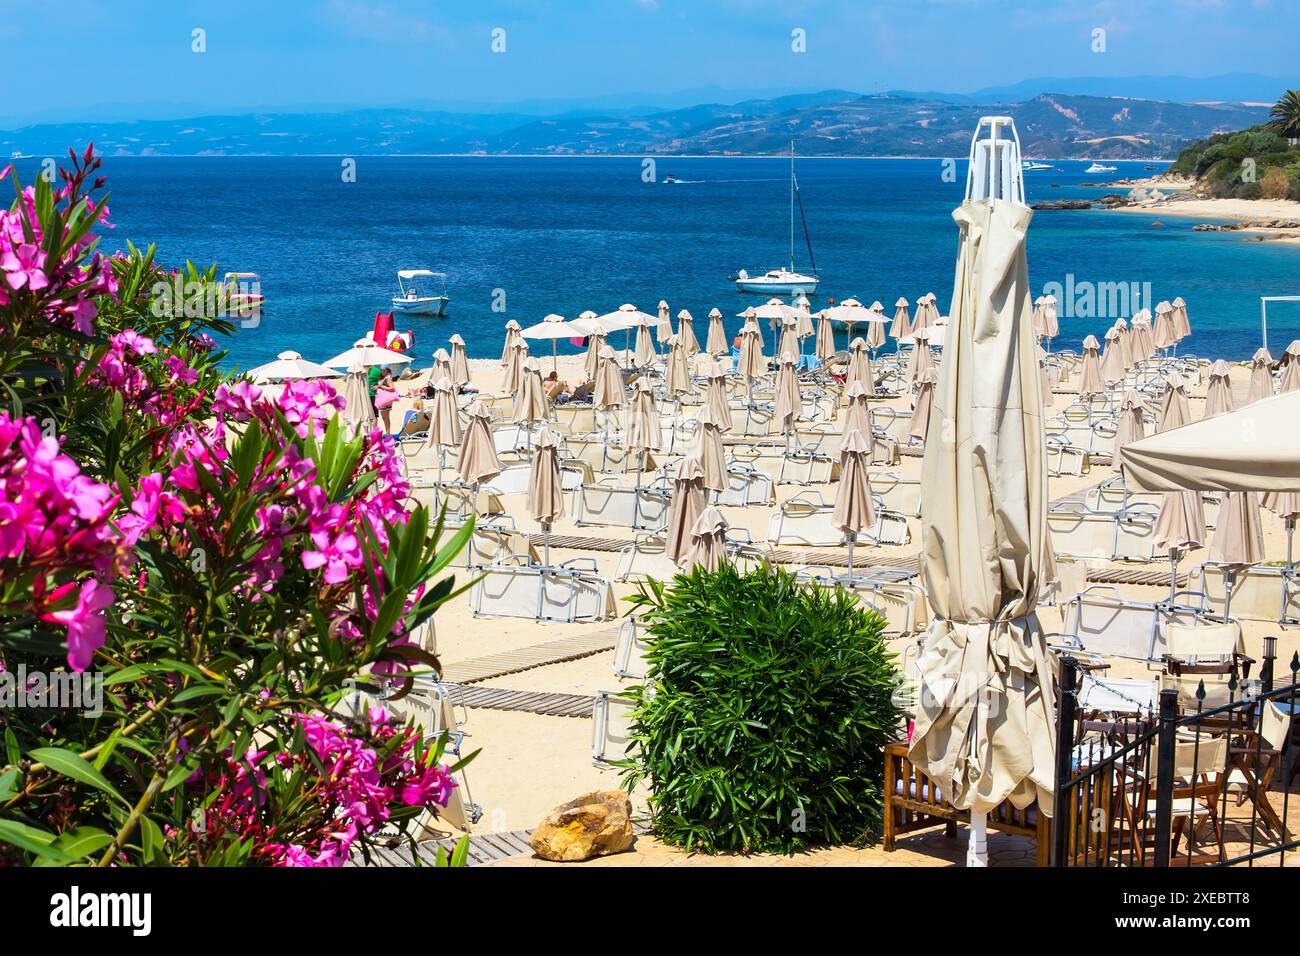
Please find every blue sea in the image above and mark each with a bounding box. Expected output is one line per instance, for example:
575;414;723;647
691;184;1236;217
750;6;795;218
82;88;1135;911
28;155;1300;368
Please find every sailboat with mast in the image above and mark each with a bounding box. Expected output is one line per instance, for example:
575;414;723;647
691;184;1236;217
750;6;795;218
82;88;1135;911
733;141;820;295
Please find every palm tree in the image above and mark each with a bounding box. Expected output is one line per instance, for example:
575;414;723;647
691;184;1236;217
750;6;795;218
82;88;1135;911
1268;89;1300;141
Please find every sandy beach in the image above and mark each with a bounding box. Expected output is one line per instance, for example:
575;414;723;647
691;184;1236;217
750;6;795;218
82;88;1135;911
1092;175;1300;245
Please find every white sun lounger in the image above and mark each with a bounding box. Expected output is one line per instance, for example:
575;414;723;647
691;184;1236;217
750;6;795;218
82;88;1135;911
1047;585;1206;664
869;406;914;444
714;463;777;507
869;472;923;517
591;690;639;766
469;555;616;623
612;615;652;680
1046;502;1160;562
615;533;681;583
1191;564;1300;626
573;478;672;531
550;404;597;435
765;491;910;548
1046;436;1090;477
1076;675;1159;717
407;482;506;520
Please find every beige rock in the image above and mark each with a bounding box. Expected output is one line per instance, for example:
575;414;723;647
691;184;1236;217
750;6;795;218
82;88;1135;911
529;790;634;861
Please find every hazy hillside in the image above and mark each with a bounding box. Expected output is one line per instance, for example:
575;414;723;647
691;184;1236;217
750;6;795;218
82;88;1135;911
0;90;1271;159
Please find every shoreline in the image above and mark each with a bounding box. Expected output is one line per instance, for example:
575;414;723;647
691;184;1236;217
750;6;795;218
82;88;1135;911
1086;174;1300;246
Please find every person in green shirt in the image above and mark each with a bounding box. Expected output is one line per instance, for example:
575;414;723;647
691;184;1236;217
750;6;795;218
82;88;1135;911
367;365;382;402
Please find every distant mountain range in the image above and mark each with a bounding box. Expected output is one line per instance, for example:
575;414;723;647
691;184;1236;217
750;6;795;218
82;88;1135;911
1;86;1280;160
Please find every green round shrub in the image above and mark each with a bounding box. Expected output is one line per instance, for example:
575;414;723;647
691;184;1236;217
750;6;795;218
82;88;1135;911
620;564;904;854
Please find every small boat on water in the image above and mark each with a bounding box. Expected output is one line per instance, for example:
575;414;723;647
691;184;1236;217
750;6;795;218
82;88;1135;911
734;141;819;295
663;175;682;184
1084;162;1117;174
219;272;265;316
391;269;449;316
1022;160;1053;171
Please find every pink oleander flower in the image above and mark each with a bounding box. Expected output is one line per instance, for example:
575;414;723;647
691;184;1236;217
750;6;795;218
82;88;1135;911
1;241;48;291
43;578;114;671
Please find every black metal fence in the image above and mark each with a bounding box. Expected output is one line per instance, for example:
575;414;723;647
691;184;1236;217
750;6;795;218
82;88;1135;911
1052;644;1299;867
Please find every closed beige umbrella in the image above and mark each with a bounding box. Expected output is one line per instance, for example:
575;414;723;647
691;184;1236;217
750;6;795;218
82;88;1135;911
1204;359;1236;418
457;400;502;487
1154;490;1206;601
704;361;731;432
428;375;462;485
842;380;873;436
432;348;453;384
1042;294;1059;340
1281;341;1300;394
665;456;706;567
1209;491;1266;622
1037;345;1054;410
890;297;912;340
815;312;836;363
777;317;800;361
1153;302;1176;351
846;338;873;393
1078;335;1103;397
634;317;657;368
910;366;937;443
910;189;1054;865
501;320;522;366
1113;388;1145;473
625;378;661;457
1247;348;1274;404
1130;310;1154;363
528;425;565;565
656;300;673;344
503;339;529;395
694;404;729;493
583;329;607;383
1158;372;1192;431
774;352;800;441
449;334;472;389
1115;319;1133;371
512;358;549;425
706;307;728;357
1100;327;1125;386
1031;297;1047;340
593;344;625;412
676;309;701;356
737;319;767;393
907;328;934;387
1171;295;1192;341
794;304;815;343
834;428;876;581
341;361;376;433
664;334;692;399
685;506;729;572
1263;489;1300;579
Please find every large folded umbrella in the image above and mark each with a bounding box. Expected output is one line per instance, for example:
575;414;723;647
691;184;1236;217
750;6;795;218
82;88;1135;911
1171;295;1192;341
665;457;706;567
625;378;661;456
1204;359;1236;418
815;312;836;362
1041;294;1059;340
906;328;934;387
1153;303;1177;351
795;304;814;343
656;300;673;343
1113;389;1145;473
457;400;502;487
1154;490;1206;602
1099;327;1125;386
1031;298;1048;340
846;338;874;393
427;375;462;483
842;380;872;435
705;308;728;357
910;179;1054;867
528;425;565;566
449;334;472;389
503;339;529;395
512;358;549;425
774;352;800;442
583;329;608;383
501;320;522;365
864;301;888;353
1247;348;1274;404
704;361;732;432
912;294;934;331
664;334;692;399
694;404;729;493
1078;335;1103;397
1263;490;1300;577
1121;389;1300;492
833;428;876;581
910;366;937;442
676;309;700;356
341;361;376;433
1281;341;1300;394
778;317;800;360
593;344;625;412
432;348;453;384
325;337;414;370
1158;372;1192;431
686;506;728;572
1208;491;1265;572
1130;311;1154;363
522;313;584;374
736;319;767;391
246;350;342;382
1114;319;1133;371
890;297;912;340
634;317;657;368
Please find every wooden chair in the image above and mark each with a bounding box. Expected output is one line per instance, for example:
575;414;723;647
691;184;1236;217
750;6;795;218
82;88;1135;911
1122;735;1229;865
1225;700;1293;844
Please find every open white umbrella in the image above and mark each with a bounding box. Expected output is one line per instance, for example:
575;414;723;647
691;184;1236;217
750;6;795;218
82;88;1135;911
324;337;414;370
910;119;1054;868
596;303;656;362
246;350;342;382
522;313;583;374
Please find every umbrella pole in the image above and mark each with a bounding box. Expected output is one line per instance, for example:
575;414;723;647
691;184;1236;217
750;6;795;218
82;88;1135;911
845;533;853;587
542;520;551;568
968;812;989;868
553;339;558;377
1224;569;1237;622
1168;547;1179;605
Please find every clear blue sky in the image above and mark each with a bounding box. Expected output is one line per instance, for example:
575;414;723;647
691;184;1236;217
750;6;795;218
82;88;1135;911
1;0;1296;123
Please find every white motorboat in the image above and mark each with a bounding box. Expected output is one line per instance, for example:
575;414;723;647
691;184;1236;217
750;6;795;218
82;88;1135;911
1022;161;1053;171
391;269;449;316
734;141;819;295
219;272;265;316
1084;162;1117;174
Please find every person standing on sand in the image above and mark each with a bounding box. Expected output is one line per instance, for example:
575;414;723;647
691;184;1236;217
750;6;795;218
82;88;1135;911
373;367;399;432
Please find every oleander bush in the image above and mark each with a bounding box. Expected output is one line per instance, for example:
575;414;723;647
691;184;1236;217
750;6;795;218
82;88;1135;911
620;563;903;854
0;147;473;866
